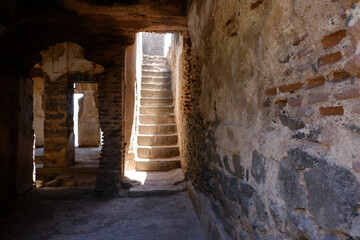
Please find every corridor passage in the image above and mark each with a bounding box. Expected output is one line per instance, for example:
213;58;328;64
0;187;206;240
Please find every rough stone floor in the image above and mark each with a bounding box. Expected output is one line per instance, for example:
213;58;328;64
0;187;206;240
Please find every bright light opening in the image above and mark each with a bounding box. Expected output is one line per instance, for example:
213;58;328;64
164;33;172;57
74;93;84;147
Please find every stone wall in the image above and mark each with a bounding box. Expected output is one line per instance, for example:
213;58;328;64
0;70;34;200
172;0;360;239
33;77;45;147
76;83;101;147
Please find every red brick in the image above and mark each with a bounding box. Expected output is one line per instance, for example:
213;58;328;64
275;98;288;107
288;96;303;107
279;82;304;93
292;32;309;46
305;76;326;88
333;87;360;100
296;63;312;72
297;46;314;57
308;92;329;104
333;70;350;81
265;88;277;96
250;0;264;9
319;106;344;116
321;30;347;49
318;51;342;66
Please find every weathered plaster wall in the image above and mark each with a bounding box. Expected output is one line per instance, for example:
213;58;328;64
179;0;360;239
33;77;45;147
76;83;101;147
124;44;137;169
167;34;186;170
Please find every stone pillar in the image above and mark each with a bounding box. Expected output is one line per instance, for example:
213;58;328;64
77;83;100;147
96;58;125;196
43;75;75;167
33;77;45;147
0;69;34;200
124;44;136;169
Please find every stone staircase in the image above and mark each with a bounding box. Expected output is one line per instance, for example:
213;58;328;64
135;55;181;171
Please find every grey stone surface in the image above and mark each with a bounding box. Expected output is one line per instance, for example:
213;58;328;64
350;214;360;238
232;153;244;179
287;148;318;169
0;188;206;240
304;159;360;230
279;113;305;130
292;127;322;142
253;194;267;222
269;203;284;229
277;158;307;209
251;150;267;184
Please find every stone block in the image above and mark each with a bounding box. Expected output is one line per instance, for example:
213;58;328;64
279;113;305;130
304;159;360;230
277;158;307;209
287;148;318;169
333;87;360;100
288;96;303;107
308;92;329;104
251;150;266;184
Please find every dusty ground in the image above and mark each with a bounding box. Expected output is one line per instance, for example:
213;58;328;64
0;187;206;240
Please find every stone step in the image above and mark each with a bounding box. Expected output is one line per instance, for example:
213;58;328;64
142;65;168;71
143;55;167;61
137;145;179;159
135;157;182;172
141;83;171;91
143;59;167;65
140;106;174;115
139;114;175;124
142;71;171;78
137;134;178;146
142;77;171;84
140;97;173;106
138;124;177;134
141;90;173;98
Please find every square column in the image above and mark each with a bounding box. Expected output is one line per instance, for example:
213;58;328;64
43;75;75;167
96;66;125;196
